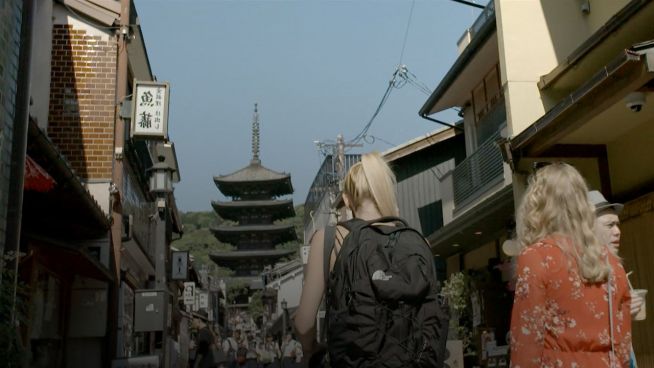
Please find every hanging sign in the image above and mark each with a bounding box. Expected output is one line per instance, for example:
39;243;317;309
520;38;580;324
131;80;170;139
199;292;209;309
171;251;189;280
183;282;196;306
301;246;310;265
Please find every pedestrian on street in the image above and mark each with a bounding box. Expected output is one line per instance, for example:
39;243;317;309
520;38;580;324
222;329;239;368
258;334;281;368
280;332;302;368
510;163;632;367
295;152;447;367
590;190;645;367
192;318;216;368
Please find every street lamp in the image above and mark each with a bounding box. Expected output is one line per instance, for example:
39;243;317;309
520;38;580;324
147;152;174;368
281;299;288;335
148;155;174;196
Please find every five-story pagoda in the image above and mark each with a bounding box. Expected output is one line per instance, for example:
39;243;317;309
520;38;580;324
210;104;297;296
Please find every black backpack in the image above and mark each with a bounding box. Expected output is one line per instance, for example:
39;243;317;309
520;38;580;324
323;217;449;368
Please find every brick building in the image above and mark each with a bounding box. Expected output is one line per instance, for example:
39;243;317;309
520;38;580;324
48;23;117;181
0;0;184;367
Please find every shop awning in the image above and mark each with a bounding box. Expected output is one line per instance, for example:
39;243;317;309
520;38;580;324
427;185;514;258
23;120;110;238
26;233;114;282
24;155;56;192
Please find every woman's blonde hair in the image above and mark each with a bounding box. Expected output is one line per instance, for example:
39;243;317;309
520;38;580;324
516;162;609;283
343;152;399;217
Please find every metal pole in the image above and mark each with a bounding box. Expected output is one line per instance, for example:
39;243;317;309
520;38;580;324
110;0;130;361
336;134;345;181
154;204;168;368
282;310;287;336
7;0;35;331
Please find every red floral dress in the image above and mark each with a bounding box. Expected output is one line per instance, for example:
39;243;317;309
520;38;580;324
510;239;631;368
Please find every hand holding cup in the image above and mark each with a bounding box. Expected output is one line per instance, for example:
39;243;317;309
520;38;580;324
631;289;647;320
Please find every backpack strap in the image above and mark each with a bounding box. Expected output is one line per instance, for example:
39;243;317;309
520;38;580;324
365;216;408;227
323;225;336;286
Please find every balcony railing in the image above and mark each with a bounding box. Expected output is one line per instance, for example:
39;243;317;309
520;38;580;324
452;129;504;208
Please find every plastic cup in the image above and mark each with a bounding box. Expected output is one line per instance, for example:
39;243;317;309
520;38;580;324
633;289;647;321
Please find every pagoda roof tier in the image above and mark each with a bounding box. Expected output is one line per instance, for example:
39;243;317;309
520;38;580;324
210;249;296;261
210;224;297;245
214;162;293;198
211;199;295;222
210;249;296;275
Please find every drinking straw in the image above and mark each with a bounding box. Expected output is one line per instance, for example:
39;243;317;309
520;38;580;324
626;271;634;290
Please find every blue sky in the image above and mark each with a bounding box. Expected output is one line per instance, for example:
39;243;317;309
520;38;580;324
136;0;482;211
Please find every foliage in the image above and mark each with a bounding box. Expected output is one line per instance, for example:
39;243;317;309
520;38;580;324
441;272;469;313
0;252;29;367
171;211;233;276
247;290;264;321
226;280;249;303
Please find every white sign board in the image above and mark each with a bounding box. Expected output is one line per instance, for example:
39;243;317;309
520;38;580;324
131;80;170;139
171;251;189;280
301;246;310;265
199;292;209;309
183;282;195;306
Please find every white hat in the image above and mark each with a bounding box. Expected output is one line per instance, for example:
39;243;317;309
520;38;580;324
588;190;623;214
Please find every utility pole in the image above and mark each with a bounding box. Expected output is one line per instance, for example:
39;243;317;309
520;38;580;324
334;133;362;184
313;134;362;223
110;0;130;361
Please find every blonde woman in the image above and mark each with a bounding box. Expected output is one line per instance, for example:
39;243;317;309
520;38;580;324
510;163;632;367
295;152;399;349
295;152;445;367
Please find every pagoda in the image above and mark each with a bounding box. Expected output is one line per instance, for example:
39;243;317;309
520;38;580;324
210;104;297;292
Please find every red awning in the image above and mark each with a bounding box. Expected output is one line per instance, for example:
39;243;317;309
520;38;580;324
24;155;56;192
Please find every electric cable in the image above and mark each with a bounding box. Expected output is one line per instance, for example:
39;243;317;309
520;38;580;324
398;0;416;65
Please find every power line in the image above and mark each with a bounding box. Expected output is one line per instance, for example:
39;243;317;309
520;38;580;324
347;68;399;146
398;0;416;65
450;0;486;9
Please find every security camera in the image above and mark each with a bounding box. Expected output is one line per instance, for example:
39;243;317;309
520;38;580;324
625;92;645;112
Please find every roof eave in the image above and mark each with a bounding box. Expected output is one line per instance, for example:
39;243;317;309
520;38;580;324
538;0;653;90
383;127;460;162
61;0;119;26
511;46;654;156
419;17;497;117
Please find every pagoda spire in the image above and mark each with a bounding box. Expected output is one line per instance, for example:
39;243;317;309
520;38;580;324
251;103;260;165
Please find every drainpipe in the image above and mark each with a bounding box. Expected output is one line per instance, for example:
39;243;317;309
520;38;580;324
6;0;35;328
109;0;130;361
419;113;464;131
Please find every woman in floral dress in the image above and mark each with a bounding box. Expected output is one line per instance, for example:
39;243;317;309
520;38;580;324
510;163;631;367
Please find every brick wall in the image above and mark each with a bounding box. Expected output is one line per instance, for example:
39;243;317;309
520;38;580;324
0;0;23;257
49;24;116;179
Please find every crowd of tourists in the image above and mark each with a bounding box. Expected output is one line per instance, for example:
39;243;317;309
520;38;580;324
189;321;303;368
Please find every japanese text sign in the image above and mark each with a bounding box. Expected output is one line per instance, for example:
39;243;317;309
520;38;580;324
131;80;170;139
183;282;195;306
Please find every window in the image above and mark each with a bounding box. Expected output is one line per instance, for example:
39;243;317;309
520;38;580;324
418;201;443;236
471;64;502;124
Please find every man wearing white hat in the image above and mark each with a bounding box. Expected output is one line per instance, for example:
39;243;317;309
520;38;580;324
588;190;645;319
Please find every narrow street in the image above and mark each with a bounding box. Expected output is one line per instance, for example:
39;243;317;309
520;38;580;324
1;0;653;367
